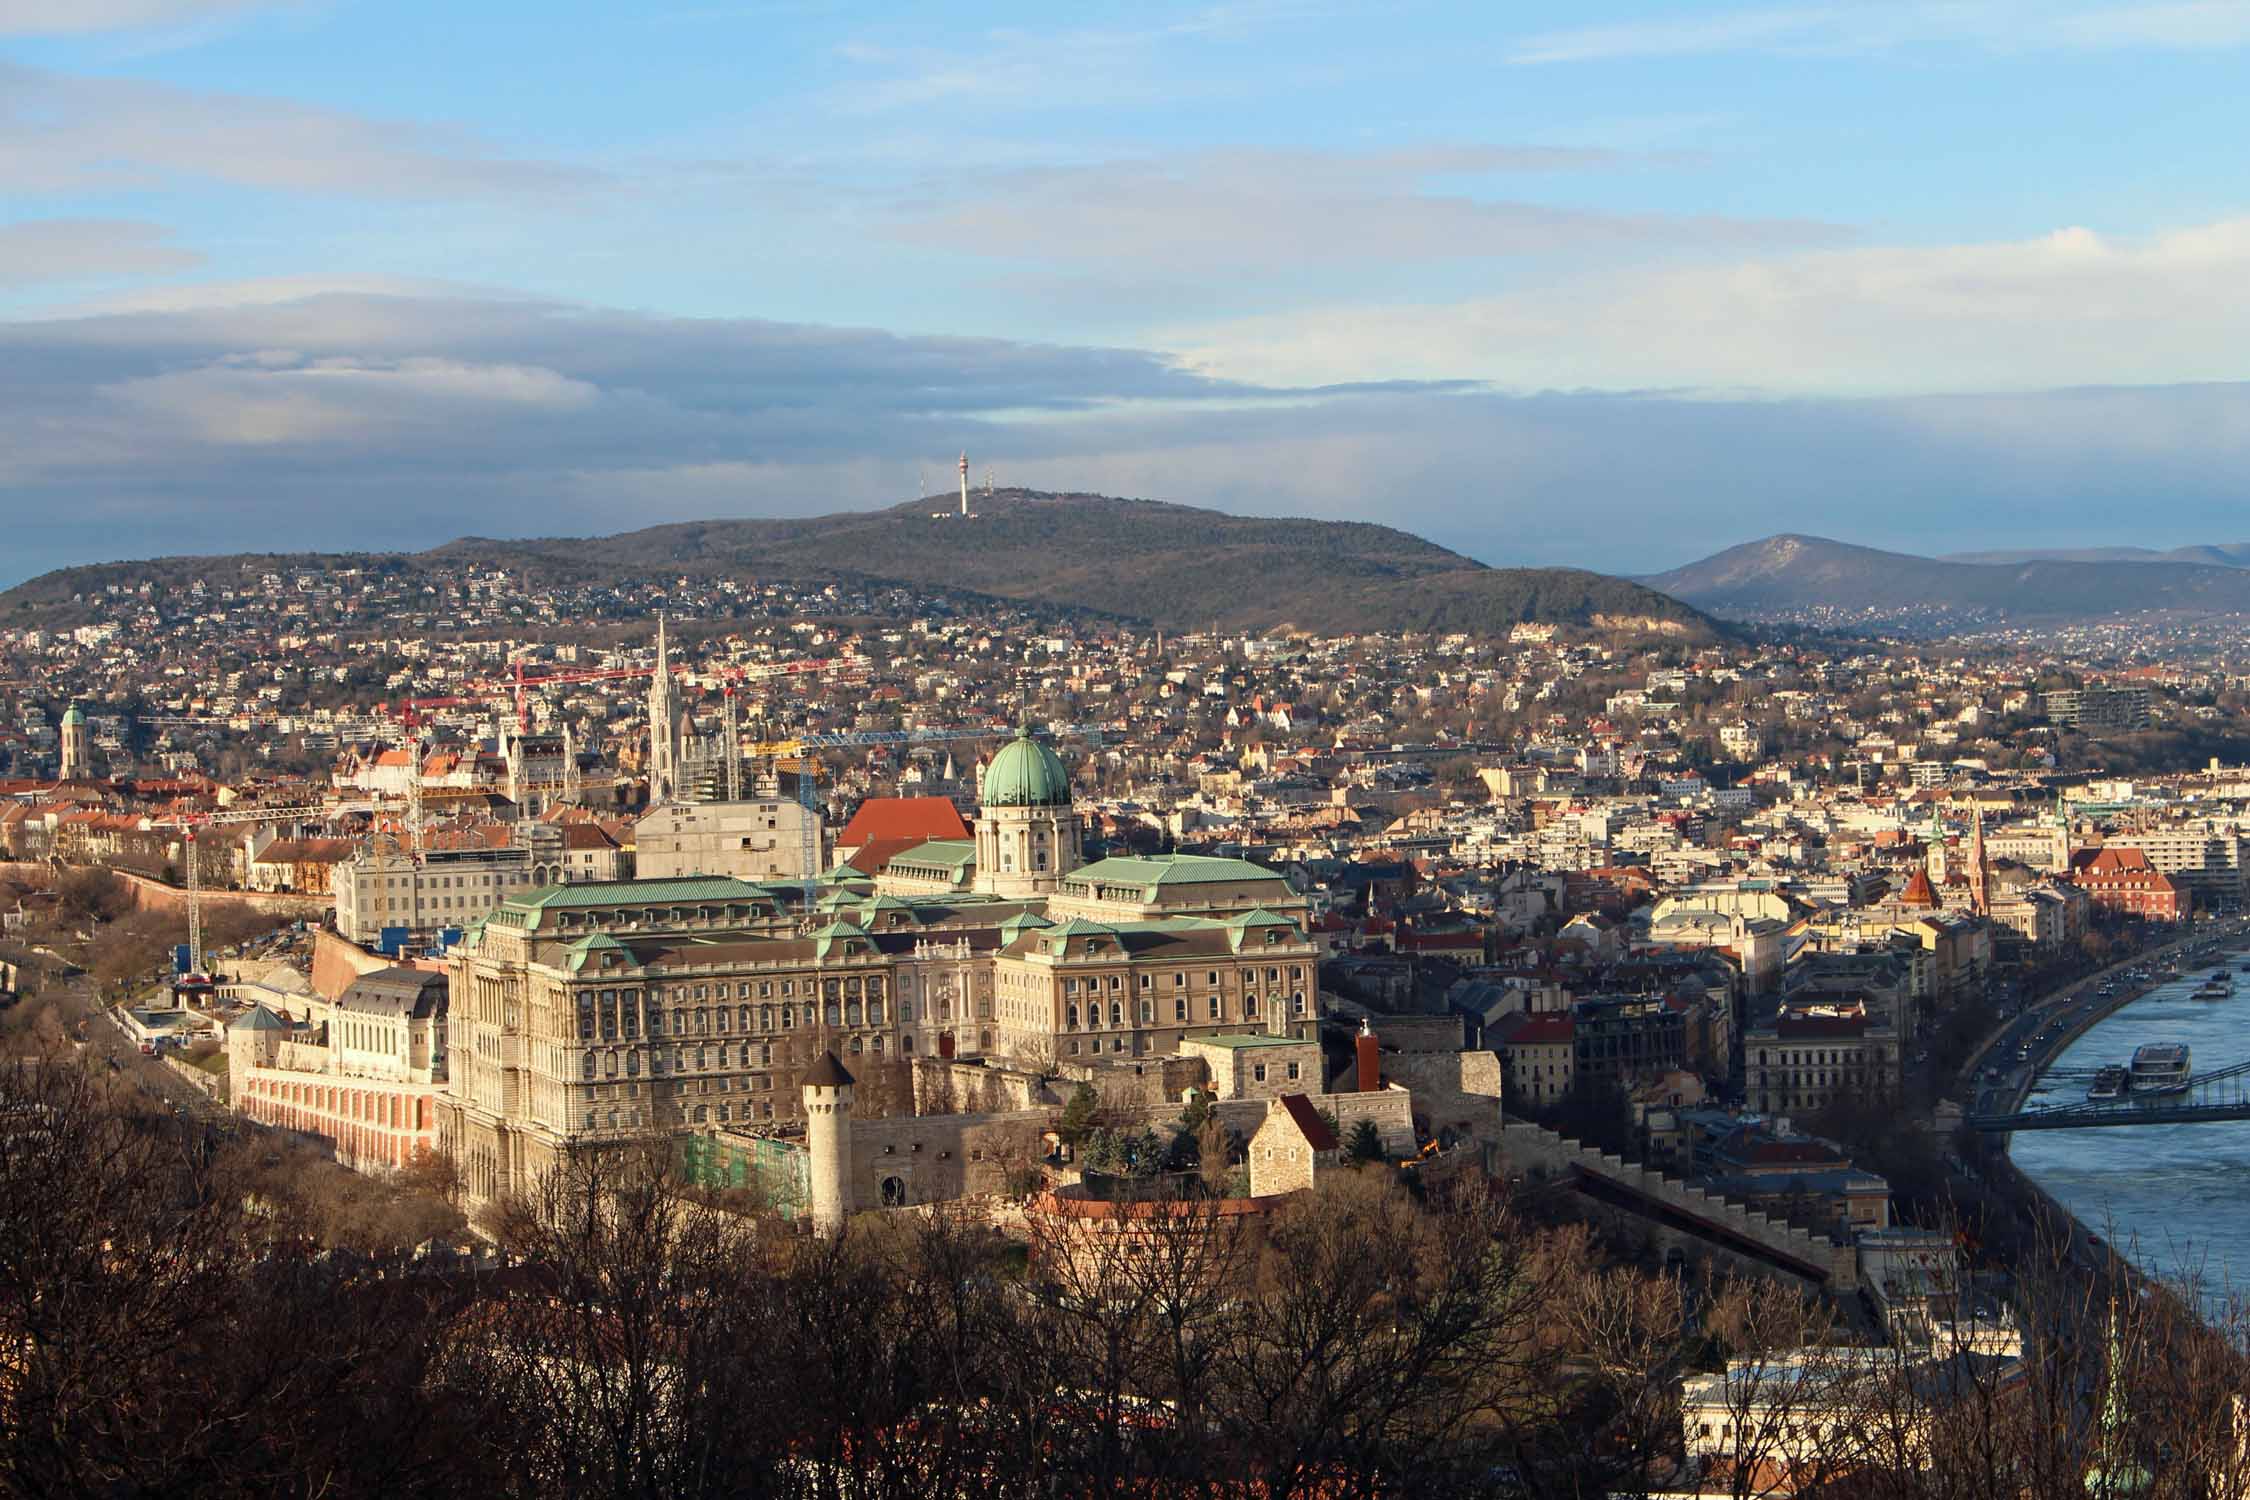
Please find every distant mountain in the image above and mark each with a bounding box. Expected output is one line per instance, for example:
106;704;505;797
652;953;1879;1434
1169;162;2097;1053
1647;534;2250;625
1945;543;2250;567
2;491;1722;640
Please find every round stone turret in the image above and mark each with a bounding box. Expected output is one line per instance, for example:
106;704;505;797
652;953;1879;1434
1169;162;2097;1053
802;1050;855;1236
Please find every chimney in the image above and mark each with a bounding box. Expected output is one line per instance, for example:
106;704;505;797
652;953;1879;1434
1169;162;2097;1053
1355;1018;1380;1092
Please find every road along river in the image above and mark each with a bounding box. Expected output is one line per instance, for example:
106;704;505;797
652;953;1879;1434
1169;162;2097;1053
2014;956;2250;1301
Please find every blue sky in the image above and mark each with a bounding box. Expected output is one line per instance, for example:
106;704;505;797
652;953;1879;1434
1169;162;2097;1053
4;0;2250;584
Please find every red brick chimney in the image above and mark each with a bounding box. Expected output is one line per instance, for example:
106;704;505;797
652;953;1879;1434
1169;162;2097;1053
1355;1018;1380;1092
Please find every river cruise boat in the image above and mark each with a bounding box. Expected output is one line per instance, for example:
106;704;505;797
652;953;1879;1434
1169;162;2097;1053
2130;1042;2193;1096
2196;970;2235;1000
2087;1065;2129;1102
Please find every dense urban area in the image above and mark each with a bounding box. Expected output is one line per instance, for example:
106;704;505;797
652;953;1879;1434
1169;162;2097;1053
9;543;2250;1497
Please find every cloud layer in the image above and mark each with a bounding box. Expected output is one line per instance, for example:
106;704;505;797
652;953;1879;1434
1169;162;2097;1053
0;219;202;285
0;0;273;35
0;61;594;199
1512;1;2250;63
4;286;2249;587
1170;216;2250;394
891;146;1841;273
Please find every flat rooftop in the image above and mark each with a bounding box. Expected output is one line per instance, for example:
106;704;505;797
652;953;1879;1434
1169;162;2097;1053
1186;1033;1307;1049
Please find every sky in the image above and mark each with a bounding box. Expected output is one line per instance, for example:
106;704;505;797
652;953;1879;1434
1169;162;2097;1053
4;0;2250;585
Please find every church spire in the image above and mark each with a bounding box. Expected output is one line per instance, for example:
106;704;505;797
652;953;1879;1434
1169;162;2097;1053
648;612;678;803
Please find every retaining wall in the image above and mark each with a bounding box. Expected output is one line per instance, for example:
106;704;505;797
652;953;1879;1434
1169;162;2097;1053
1501;1119;1859;1289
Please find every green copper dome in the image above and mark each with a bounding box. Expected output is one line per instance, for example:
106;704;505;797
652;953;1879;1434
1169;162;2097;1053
983;728;1072;808
60;705;84;726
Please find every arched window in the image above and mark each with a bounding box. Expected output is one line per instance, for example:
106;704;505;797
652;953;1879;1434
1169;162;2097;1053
581;1051;594;1080
846;1001;862;1026
902;1035;916;1055
1066;1003;1079;1030
867;1000;884;1024
760;1005;774;1030
826;1003;841;1028
1110;1001;1123;1027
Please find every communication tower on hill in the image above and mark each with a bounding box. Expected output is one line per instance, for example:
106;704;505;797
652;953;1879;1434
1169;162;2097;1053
930;451;980;519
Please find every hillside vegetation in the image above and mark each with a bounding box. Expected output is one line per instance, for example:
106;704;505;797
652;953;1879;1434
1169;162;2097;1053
1648;533;2250;623
6;491;1720;639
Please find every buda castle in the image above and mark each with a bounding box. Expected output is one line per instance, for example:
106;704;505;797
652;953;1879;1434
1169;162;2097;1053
439;729;1323;1210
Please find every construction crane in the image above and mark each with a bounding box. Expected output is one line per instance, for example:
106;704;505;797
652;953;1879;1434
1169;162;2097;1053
153;800;338;976
744;719;1106;760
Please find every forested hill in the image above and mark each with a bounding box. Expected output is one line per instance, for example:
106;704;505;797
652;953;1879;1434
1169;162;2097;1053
1648;533;2250;625
4;490;1722;640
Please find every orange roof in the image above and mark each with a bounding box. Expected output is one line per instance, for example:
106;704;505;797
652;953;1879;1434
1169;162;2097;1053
1899;868;1938;906
838;795;969;848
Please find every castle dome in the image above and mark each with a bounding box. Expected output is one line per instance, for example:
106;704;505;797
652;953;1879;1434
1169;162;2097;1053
982;728;1072;808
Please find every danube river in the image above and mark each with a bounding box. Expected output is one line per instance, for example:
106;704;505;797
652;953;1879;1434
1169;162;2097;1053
2015;957;2250;1299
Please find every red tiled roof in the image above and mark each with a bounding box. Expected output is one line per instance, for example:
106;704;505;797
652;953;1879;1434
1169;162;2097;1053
1497;1012;1575;1045
838;796;969;848
1278;1094;1339;1152
841;835;941;875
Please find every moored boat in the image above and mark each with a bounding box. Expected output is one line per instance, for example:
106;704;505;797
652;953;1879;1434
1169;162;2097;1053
2130;1042;2192;1096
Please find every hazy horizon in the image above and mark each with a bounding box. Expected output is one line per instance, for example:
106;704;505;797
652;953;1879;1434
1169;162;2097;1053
5;1;2249;583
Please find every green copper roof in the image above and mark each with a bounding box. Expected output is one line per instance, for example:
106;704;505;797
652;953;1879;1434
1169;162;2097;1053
884;838;975;872
60;705;84;726
563;931;632;974
982;728;1072;808
998;911;1055;939
813;919;873;960
513;877;773;910
1069;854;1286;887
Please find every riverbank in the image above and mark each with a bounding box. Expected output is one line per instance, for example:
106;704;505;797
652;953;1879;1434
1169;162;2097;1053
2003;922;2250;1298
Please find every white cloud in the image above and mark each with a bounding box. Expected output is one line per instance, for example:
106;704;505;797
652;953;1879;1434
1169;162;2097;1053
0;61;596;199
0;0;276;35
0;219;201;285
105;356;601;447
829;2;1318;112
1167;216;2250;394
891;144;1839;272
1511;1;2250;63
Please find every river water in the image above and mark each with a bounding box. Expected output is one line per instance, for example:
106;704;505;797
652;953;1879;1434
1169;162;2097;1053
2014;958;2250;1300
